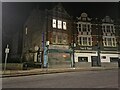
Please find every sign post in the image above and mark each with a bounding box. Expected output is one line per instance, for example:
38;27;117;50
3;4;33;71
4;44;9;73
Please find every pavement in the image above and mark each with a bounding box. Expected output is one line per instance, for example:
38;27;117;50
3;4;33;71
0;67;119;78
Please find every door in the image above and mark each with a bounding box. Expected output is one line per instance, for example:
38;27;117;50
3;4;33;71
91;56;99;67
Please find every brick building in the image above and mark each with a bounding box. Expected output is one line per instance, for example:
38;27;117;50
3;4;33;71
22;3;74;68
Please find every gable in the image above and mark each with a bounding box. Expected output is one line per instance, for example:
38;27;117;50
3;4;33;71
50;3;71;18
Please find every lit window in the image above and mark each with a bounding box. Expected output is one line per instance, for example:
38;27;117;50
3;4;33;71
63;22;67;30
58;20;62;29
52;19;56;28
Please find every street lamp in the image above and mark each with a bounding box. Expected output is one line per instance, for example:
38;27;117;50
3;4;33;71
96;24;101;67
71;43;76;67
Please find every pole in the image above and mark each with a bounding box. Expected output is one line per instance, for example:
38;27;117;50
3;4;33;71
4;44;9;73
97;23;101;66
73;43;75;67
4;53;8;73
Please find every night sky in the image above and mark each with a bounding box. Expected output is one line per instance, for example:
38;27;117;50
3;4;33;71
2;2;119;34
2;2;119;52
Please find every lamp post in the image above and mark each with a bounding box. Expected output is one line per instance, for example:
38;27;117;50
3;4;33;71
71;43;76;68
25;26;29;52
96;23;101;67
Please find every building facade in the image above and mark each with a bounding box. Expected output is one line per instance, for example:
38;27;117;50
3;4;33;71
22;3;74;68
75;13;119;67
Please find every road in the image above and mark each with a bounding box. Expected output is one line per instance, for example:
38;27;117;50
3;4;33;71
2;70;118;88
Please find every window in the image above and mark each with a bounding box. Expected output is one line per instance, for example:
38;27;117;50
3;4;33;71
108;38;112;46
82;24;87;32
88;24;90;32
83;37;87;45
110;57;118;62
79;24;81;28
63;35;67;44
79;37;92;46
79;24;81;32
52;19;56;28
106;26;110;32
88;38;91;45
52;35;56;43
102;26;105;32
112;38;116;46
63;22;67;30
78;57;88;62
102;56;106;59
82;18;86;21
58;20;62;29
103;37;116;47
58;35;62;44
111;26;115;33
104;38;107;46
79;37;81;45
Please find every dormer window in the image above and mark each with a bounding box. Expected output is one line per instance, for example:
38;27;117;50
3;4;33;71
82;17;86;21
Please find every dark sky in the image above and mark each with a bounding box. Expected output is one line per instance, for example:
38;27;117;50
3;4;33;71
2;2;119;34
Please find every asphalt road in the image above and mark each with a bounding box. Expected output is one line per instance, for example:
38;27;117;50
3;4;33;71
2;70;118;88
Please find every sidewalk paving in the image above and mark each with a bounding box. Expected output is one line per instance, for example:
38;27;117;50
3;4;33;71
1;67;118;78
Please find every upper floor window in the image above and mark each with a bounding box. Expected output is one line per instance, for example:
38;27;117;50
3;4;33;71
111;26;115;33
63;22;67;30
79;37;92;46
52;35;56;44
102;26;105;32
58;20;62;29
52;19;56;28
103;37;116;47
82;24;87;32
88;24;90;32
52;19;67;30
58;35;62;44
106;26;110;32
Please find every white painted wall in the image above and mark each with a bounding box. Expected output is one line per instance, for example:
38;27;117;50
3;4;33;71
75;52;118;63
74;52;97;62
100;54;118;62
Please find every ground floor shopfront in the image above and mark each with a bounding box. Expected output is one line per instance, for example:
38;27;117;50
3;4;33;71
74;50;119;68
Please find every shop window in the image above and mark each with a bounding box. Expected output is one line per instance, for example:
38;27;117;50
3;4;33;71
110;57;118;62
78;57;88;62
102;56;106;59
